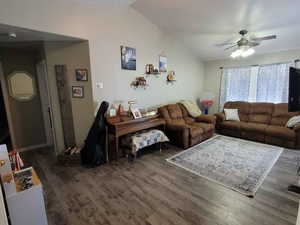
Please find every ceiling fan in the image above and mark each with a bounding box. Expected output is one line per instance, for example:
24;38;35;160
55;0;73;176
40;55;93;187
216;30;277;58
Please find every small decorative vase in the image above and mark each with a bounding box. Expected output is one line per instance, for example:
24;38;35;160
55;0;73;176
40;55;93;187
204;108;209;115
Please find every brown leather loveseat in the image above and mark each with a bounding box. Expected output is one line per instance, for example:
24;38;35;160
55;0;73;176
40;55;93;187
215;101;300;149
158;103;216;149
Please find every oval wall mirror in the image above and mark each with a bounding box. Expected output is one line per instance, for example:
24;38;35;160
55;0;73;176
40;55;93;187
7;71;36;102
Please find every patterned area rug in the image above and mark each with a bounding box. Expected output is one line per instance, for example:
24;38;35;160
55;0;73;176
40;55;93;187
167;135;283;197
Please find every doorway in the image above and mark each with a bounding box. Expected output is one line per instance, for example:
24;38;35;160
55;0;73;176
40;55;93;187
0;24;91;155
0;46;54;152
0;82;12;149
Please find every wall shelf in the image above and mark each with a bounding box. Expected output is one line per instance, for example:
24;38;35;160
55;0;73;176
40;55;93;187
166;80;177;85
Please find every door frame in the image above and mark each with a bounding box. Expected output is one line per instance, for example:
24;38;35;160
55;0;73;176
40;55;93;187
0;61;58;153
36;60;58;153
0;61;17;149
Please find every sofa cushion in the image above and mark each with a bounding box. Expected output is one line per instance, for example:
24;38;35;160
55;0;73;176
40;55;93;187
223;101;250;122
286;115;300;128
167;104;183;120
240;122;267;133
220;121;245;131
179;100;202;117
265;125;296;141
248;103;274;124
271;103;299;126
179;103;190;119
224;109;240;121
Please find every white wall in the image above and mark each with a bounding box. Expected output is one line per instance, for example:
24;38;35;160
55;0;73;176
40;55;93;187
0;0;204;110
204;49;300;113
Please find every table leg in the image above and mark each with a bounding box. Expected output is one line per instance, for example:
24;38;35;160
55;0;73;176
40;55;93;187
115;136;119;160
105;127;109;163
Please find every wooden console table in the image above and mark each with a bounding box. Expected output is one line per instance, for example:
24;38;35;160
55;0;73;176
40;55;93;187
106;115;166;161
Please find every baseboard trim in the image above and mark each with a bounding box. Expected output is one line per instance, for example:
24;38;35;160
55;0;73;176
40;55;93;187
17;143;50;152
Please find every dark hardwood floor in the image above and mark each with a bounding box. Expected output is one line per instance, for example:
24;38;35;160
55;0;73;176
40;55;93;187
21;145;300;225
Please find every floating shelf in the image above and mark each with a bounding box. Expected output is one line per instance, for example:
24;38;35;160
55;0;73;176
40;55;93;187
145;72;160;78
131;85;148;90
166;80;177;85
130;77;148;90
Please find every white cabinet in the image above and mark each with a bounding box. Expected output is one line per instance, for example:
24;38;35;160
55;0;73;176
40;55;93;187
0;144;48;225
0;178;9;225
0;144;9;225
7;167;48;225
297;203;300;225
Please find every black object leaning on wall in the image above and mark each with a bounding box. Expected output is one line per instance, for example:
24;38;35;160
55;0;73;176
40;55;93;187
81;101;109;168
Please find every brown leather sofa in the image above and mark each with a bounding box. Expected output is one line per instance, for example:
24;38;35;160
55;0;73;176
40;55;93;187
215;101;300;149
158;103;216;149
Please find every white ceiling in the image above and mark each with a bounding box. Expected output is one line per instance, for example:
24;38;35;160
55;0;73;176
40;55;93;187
0;23;82;43
70;0;136;4
132;0;300;61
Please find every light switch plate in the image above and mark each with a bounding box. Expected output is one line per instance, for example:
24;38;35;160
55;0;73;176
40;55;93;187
96;82;103;89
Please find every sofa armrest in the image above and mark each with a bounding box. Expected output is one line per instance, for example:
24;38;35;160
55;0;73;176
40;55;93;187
166;123;189;149
293;123;300;132
215;113;225;123
293;123;300;149
195;115;216;125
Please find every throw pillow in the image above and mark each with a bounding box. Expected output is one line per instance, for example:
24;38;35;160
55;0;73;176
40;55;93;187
286;115;300;128
224;109;240;121
180;100;202;118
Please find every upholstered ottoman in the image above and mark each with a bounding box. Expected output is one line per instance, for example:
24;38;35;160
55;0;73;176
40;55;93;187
121;129;169;160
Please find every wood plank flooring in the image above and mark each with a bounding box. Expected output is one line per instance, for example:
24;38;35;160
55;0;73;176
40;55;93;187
21;145;300;225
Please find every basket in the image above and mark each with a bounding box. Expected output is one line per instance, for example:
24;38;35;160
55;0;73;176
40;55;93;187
57;153;81;166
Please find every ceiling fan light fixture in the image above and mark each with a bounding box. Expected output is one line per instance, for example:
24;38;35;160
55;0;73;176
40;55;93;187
231;49;243;58
230;47;255;58
8;32;17;39
241;48;255;57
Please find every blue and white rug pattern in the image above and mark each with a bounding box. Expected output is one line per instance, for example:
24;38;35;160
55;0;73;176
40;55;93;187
167;135;283;197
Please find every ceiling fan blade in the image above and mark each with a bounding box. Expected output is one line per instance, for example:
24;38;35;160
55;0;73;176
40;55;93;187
224;44;238;50
248;42;260;47
215;42;236;47
251;35;277;41
214;37;239;48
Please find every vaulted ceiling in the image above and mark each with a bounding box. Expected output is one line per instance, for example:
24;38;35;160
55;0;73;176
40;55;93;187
132;0;300;61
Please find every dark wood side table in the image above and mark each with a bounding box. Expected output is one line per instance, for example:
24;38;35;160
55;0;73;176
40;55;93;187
106;115;166;161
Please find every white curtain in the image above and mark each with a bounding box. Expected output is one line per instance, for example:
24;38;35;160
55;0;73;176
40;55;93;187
219;67;252;110
256;62;292;103
219;62;293;110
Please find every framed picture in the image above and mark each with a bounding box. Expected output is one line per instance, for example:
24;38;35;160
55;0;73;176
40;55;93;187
159;55;167;72
75;69;88;81
131;107;142;119
72;86;84;98
121;46;136;70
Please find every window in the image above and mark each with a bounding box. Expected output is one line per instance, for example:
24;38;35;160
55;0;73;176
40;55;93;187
256;63;291;103
219;62;293;110
7;71;36;102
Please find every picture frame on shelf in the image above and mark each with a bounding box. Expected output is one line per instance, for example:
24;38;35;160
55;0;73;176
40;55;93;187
72;86;84;98
159;55;167;72
109;108;117;117
131;107;142;119
75;69;88;81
